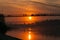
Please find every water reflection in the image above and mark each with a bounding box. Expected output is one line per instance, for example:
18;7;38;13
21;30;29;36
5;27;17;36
7;27;60;40
7;27;34;40
28;31;31;40
5;16;60;40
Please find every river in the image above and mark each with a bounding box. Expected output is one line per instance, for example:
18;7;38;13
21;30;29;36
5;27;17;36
4;16;60;40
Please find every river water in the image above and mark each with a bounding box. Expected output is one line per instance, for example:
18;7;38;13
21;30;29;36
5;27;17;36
5;16;60;24
4;16;60;40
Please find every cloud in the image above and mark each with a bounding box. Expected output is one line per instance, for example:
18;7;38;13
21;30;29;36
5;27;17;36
31;0;60;5
0;0;60;15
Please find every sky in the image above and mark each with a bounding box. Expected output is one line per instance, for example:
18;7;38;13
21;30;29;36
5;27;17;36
0;0;60;15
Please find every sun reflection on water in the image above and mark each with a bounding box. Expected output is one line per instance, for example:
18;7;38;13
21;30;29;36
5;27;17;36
28;31;31;40
23;28;33;40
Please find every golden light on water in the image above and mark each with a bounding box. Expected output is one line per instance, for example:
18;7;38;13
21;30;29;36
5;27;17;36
23;28;32;40
28;32;31;40
28;28;32;40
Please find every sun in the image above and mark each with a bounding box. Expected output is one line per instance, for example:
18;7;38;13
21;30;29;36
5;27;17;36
29;16;32;20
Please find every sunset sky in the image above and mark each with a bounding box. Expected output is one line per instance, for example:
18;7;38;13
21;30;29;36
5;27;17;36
0;0;60;15
0;0;60;39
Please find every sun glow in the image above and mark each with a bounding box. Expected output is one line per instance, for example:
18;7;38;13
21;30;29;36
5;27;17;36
29;16;32;20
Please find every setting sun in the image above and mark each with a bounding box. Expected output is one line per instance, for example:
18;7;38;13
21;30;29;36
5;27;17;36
29;16;32;20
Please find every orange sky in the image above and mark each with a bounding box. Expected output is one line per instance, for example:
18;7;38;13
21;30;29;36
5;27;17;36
0;0;60;15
